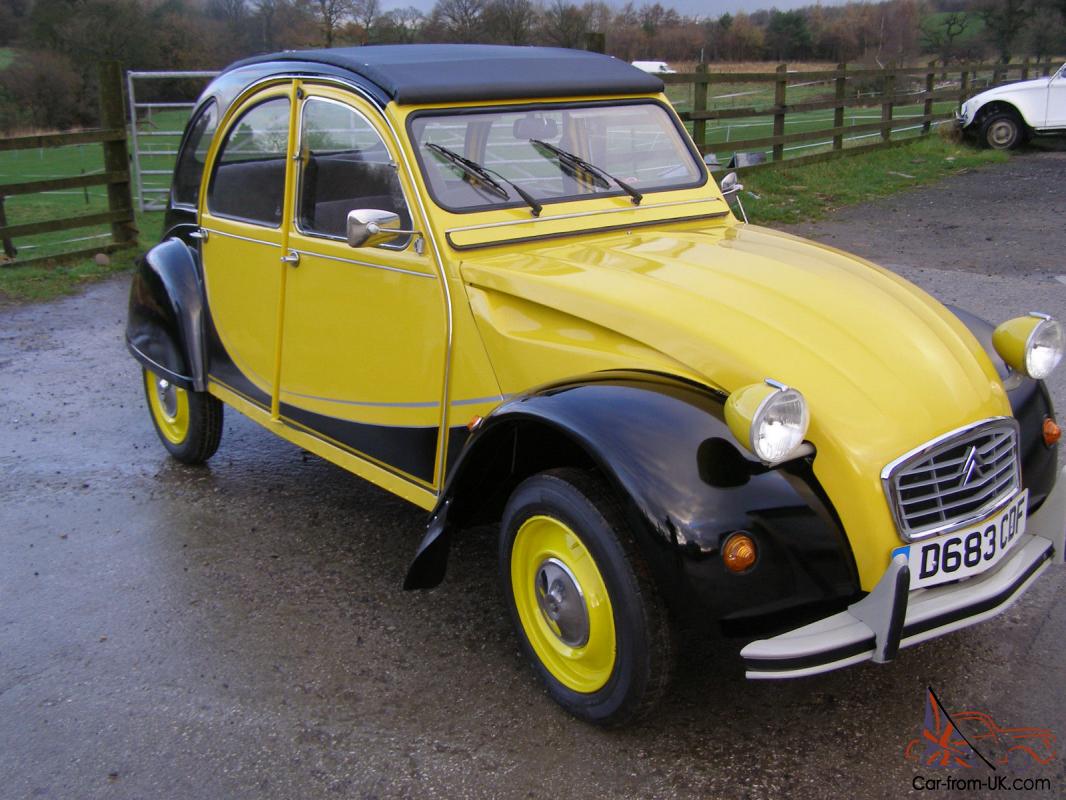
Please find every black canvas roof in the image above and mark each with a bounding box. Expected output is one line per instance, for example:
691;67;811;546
227;45;665;105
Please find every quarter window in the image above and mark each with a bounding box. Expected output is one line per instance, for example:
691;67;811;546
172;101;217;208
207;97;291;227
297;98;411;246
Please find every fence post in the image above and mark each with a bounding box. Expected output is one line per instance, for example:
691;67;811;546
960;69;970;104
833;62;846;152
923;60;935;135
0;194;16;261
1021;57;1030;81
881;69;895;142
772;64;787;162
97;60;137;249
692;62;708;153
1043;58;1053;78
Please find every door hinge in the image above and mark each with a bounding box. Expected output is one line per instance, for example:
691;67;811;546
280;251;301;267
189;228;208;241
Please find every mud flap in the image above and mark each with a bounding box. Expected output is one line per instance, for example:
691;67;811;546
403;499;452;590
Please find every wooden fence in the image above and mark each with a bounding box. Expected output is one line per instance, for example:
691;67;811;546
663;58;1059;172
0;61;136;267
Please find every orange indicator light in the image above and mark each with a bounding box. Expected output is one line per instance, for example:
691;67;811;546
1043;418;1061;447
723;532;757;573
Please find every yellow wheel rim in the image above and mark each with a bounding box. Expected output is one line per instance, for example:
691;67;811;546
145;370;191;445
511;515;616;693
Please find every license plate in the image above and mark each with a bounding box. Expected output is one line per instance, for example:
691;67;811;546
892;490;1028;590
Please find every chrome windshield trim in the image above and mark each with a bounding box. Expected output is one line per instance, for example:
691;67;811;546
444;197;725;236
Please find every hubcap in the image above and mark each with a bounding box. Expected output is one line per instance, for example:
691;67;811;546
144;370;190;446
155;378;178;419
509;514;616;694
535;558;589;647
989;121;1015;147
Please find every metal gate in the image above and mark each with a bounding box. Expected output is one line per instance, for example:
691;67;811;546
126;70;220;212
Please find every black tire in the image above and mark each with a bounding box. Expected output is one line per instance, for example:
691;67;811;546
142;368;223;465
499;468;674;726
980;111;1025;150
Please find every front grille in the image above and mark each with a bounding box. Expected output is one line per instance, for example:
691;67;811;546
882;418;1021;542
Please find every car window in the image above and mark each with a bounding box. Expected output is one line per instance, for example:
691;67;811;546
172;101;217;208
297;97;411;247
207;96;291;227
410;101;704;214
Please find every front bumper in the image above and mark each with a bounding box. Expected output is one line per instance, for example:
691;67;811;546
741;466;1066;679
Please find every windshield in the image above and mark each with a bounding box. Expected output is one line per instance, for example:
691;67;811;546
409;101;704;213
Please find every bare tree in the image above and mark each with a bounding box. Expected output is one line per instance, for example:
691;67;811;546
379;6;425;43
314;0;354;47
978;0;1031;63
921;11;971;67
352;0;380;42
484;0;538;45
541;0;588;48
432;0;487;42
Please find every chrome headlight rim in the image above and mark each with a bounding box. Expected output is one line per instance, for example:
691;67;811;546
1024;312;1064;380
726;378;811;465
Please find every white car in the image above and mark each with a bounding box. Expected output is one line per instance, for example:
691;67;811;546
958;63;1066;149
631;60;675;74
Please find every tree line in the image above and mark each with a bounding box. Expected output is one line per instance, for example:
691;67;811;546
1;0;1064;132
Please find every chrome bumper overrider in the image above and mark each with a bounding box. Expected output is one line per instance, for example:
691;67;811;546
741;466;1066;680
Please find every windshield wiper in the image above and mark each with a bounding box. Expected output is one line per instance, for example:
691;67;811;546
529;139;643;206
425;143;542;217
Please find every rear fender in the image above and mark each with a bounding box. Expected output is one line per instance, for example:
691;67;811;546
125;237;207;391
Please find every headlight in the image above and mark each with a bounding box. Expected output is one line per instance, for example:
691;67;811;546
992;313;1065;380
725;379;810;464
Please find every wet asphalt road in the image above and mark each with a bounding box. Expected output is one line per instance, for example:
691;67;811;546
3;149;1066;800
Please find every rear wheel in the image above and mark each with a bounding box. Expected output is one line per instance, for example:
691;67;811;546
499;468;674;726
981;111;1025;150
143;368;223;464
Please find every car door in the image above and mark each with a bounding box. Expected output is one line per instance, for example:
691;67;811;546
278;87;448;488
199;86;295;405
1046;66;1066;128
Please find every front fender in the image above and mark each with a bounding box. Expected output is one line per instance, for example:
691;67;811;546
407;371;862;628
948;306;1058;507
125;237;207;391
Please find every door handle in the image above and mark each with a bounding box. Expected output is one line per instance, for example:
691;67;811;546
280;251;300;267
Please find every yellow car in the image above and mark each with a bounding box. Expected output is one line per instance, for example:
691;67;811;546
127;45;1066;726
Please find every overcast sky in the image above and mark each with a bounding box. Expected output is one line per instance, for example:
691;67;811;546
382;0;850;20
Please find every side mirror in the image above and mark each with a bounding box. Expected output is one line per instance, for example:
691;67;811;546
719;171;743;196
346;209;417;248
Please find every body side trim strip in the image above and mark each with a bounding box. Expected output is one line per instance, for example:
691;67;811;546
290;248;434;278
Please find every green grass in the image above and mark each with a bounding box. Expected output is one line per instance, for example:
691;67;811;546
0;102;1006;303
0;109;184;302
741;135;1009;225
0;247;140;304
0;47;13;70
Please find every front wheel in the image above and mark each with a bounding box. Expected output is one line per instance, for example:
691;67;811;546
499;468;674;726
981;111;1025;150
142;368;223;464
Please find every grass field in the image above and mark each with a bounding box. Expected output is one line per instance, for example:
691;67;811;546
0;81;1005;303
741;134;1008;224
